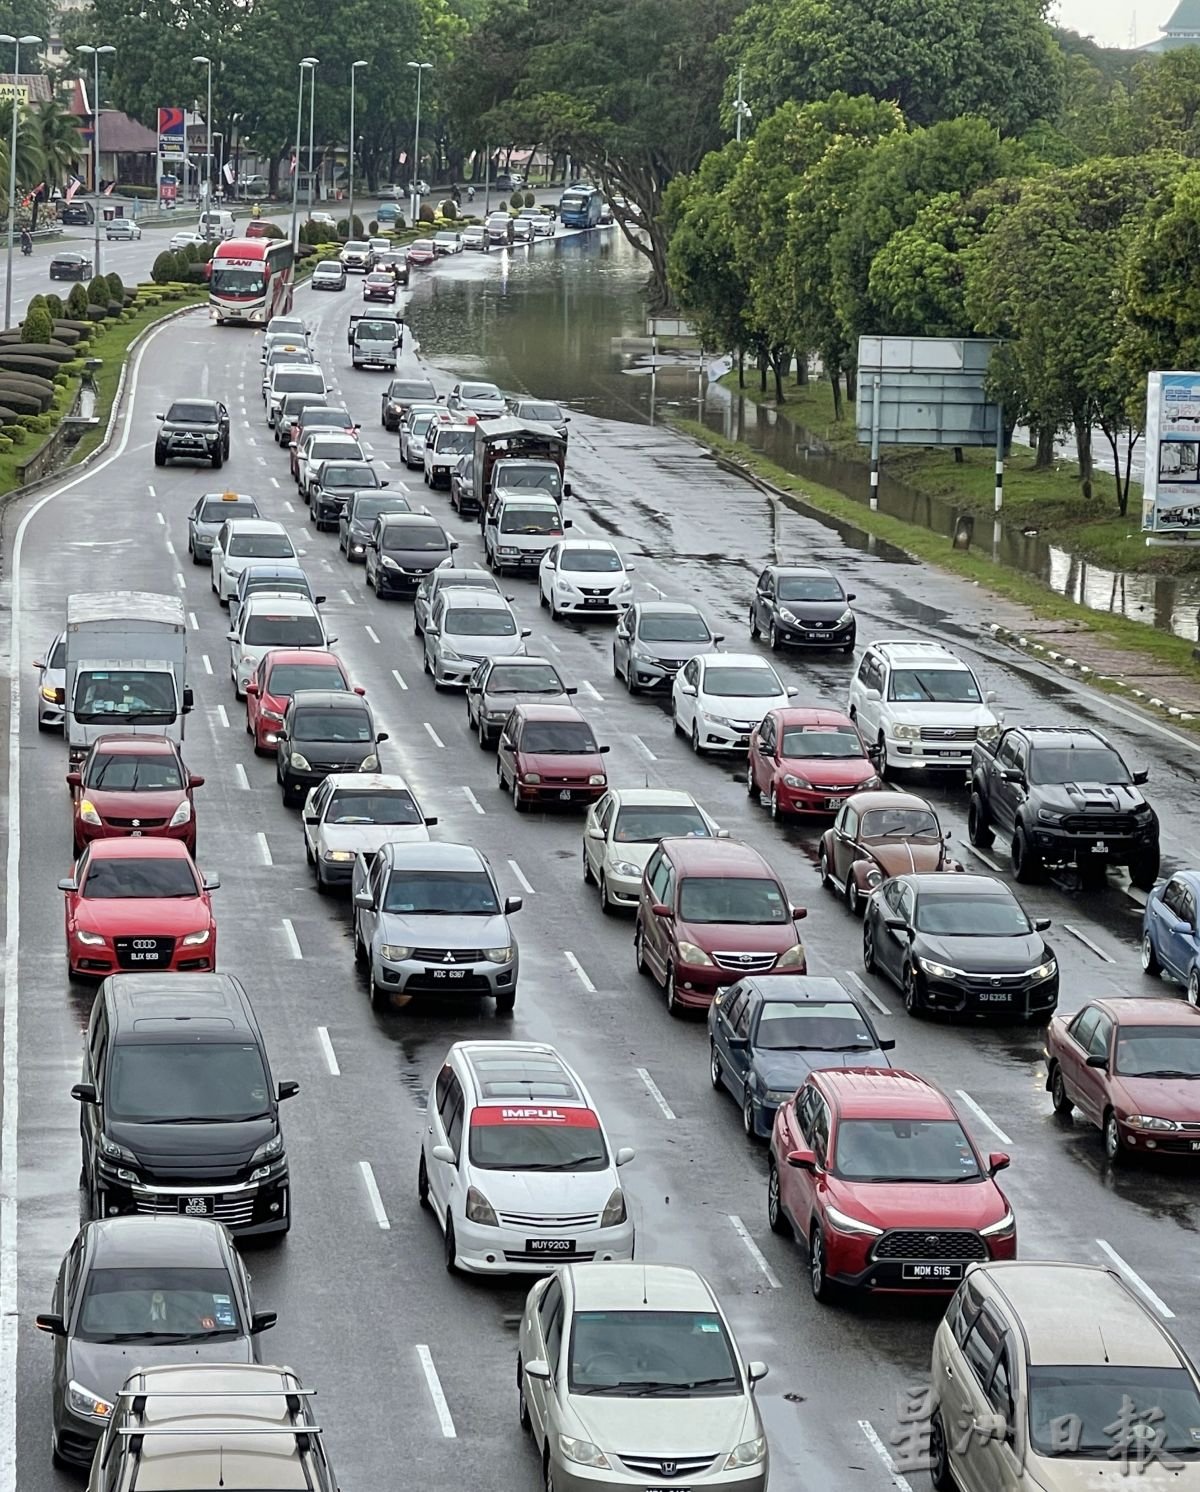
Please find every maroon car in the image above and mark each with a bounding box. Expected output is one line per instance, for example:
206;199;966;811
406;238;436;268
67;735;203;858
495;703;609;811
363;271;397;303
748;707;880;819
818;789;961;917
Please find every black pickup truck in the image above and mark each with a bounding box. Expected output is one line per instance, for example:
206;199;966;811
967;725;1159;887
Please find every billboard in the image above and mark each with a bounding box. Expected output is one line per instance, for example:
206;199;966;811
0;83;29;104
856;336;1001;447
158;106;185;156
1141;371;1200;540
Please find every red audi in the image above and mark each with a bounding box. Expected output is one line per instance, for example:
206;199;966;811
67;736;203;858
768;1068;1015;1301
747;707;879;818
60;838;219;980
244;649;361;754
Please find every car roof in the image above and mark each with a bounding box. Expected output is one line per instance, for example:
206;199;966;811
512;703;587;723
771;707;856;728
611;788;702;807
198;491;256;505
453;1041;587;1105
90;735;178;756
739;975;861;1004
846;790;931;813
86;837;192;860
498;492;559;506
700;651;770;670
567;1262;718;1313
1088;997;1200;1027
635;600;704;615
432;568;499;587
288;689;368;709
659;836;775;875
814;1067;953;1118
868;639;964;665
106;972;247;1024
320;773;411;792
383;512;443;528
770;563;837;577
88;1214;229;1268
901;873;1011;897
223;518;288;535
241;564;307;581
302;429;359;444
439;592;511;611
558;537;619;552
242;594;318;616
383;840;486;870
264;649;341;668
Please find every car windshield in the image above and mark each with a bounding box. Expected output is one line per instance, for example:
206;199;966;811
322;466;375;489
410;415;435;438
445;608;516;637
756;1000;875;1051
291;708;373;743
264;663;343;695
327;790;420;825
1113;1026;1200;1078
468;1107;607;1171
384;526;447;552
200;499;257;523
1028;1366;1200;1458
352;497;408;524
314;263;342;276
243;615;324;647
246;578;308;602
107;1042;271;1122
861;808;940;840
274;371;325;394
461;384;499;399
48;637;67;669
888;668;981;703
521;403;561;422
497;465;561;492
391;381;436;401
639;612;709;642
299;409;349;431
229;535;294;558
435;232;459;243
75;670;176;723
567;1310;741;1396
267;350;312;369
487;664;562;694
76;1266;243;1344
780;727;862;758
501;506;561;534
1028;746;1131;785
560;549;622;573
344;241;368;253
166;403;218;424
356;320;395;338
382;868;499;914
679;876;788;924
914;891;1029;936
834;1117;981;1181
435;431;473;455
87;753;184;791
307;439;360;462
521;722;596;754
411;239;435;252
777;575;844;601
210;266;263;294
702;666;780;698
613;805;710;843
81;857;198;899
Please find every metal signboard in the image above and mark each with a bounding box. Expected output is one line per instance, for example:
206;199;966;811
1142;370;1200;542
856;336;1000;448
158;106;185;156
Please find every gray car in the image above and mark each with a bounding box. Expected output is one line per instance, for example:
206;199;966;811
413;565;504;636
34;630;66;731
612;600;723;694
352;840;521;1012
338;490;414;561
423;591;530;689
187;491;261;565
465;654;575;747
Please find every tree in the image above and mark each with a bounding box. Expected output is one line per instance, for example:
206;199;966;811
29;99;83;188
1121;163;1200;382
1126;49;1200;157
66;283;88;316
0;99;43;199
866;192;981;338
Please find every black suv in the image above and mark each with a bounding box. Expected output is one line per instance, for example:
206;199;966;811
748;563;856;651
71;973;298;1240
277;688;387;805
309;459;383;531
364;512;458;599
155;398;231;469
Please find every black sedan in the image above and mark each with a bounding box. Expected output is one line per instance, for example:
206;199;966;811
380;375;437;431
309;459;384;531
613;600;723;693
154;398;231;469
49;250;95;281
749;563;856;652
465;654;575;747
863;872;1057;1023
35;1215;275;1468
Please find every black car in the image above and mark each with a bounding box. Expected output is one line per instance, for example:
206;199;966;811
71;974;298;1241
863;872;1057;1023
309;460;384;531
155;398;231;469
749;563;856;652
36;1215;276;1468
364;513;457;599
60;202;94;226
613;601;723;694
49;249;94;280
338;490;413;561
449;453;479;516
381;375;437;431
465;655;575;747
277;689;387;805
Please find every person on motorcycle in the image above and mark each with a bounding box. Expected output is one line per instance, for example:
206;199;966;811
251;202;261;219
19;228;32;255
466;184;475;202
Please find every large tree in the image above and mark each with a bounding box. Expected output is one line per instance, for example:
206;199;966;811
1121;163;1200;384
664;141;755;362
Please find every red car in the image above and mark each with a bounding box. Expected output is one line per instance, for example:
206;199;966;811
818;790;961;916
1045;996;1200;1164
363;271;397;302
67;736;203;857
244;649;361;754
406;238;436;268
748;707;880;818
768;1067;1016;1301
495;703;610;811
59;837;219;980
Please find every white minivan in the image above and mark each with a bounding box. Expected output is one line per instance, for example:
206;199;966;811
199;209;236;239
484;494;569;575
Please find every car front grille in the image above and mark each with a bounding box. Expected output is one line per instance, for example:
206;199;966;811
873;1230;987;1261
918;727;977;742
503;1247;596;1263
579;587;616;598
498;1210;601;1228
106;816;169;829
405;972;494;994
712;951;777;973
957;970;1039;989
411;947;484;963
618;1454;718;1477
1061;814;1138;835
134;1190;258;1228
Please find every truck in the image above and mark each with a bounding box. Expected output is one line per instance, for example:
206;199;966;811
471;416;570;526
967;724;1160;889
347;313;402;371
64;592;192;767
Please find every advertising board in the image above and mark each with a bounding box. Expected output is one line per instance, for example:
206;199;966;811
1142;370;1200;540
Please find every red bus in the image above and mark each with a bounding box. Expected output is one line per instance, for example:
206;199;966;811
209;237;294;326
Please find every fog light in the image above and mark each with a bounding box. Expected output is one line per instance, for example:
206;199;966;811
107;1206;118;1215
269;1201;280;1212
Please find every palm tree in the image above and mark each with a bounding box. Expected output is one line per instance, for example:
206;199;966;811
31;99;83;188
0;102;45;201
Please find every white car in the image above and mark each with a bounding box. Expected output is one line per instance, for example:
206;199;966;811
33;631;66;730
308;211;337;229
672;652;797;754
420;1040;635;1274
422;420;475;489
846;638;1000;773
367;236;391;259
538;538;634;620
399;405;442;467
447;380;506;419
226;593;331;698
423;591;530;689
210;519;297;605
301;771;435;891
265;315;310;343
169;230;205;251
261;344;315;398
265;365;327;428
295;430;365;500
105;219;141;241
516;209;553;238
583;788;721;913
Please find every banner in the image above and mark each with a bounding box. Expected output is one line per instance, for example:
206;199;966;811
65;174;82;203
1142;371;1200;538
222;160;236;185
157;106;185;157
0;83;28;104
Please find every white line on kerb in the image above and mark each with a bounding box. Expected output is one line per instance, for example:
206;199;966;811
508;859;535;894
632;735;657;761
359;1161;390;1229
256;832;273;866
391;669;407;691
635;1067;675;1120
843;968;890;1017
316;1027;340;1076
416;1345;457;1437
201;654;213;674
955;1089;1013;1147
858;1420;914;1492
463;786;484;815
216;705;229;729
281;918;302;959
728;1214;781;1289
1062;923;1115;964
364;624;380;644
1097;1240;1174;1318
564;951;595;992
423;722;445;749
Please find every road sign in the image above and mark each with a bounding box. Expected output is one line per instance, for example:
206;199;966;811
856;336;1000;448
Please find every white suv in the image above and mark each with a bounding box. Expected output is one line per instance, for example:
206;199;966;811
419;1040;635;1274
847;639;999;773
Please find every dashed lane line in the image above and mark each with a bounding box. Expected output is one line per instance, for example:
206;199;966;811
1097;1239;1174;1318
358;1160;390;1229
954;1089;1013;1147
728;1214;781;1289
416;1345;457;1437
281;918;302;959
635;1066;675;1120
564;950;595;992
317;1026;340;1076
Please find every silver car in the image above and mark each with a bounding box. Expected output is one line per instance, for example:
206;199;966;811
187;491;261;565
412;566;503;636
399;406;441;468
465;655;574;747
352;840;521;1012
518;1263;769;1492
34;631;66;730
422;592;529;689
583;788;721;913
301;772;435;891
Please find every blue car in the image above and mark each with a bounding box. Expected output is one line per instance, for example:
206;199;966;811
230;563;324;630
1141;870;1200;1003
707;975;895;1139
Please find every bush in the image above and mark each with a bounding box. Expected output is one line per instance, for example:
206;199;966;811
22;413;51;433
150;251;175;285
67;283;89;316
0;437;14;454
418;203;436;224
0;355;60;378
44;293;64;319
84;304;109;320
53;318;91;336
510;191;523;210
26;293;47;317
13;341;70;362
257;222;284;240
336;214;364;239
368;219;378;234
86;275;109;305
60;359;85;375
0;391;43;415
115;184;156;199
105;272;123;303
440;200;458;220
20;308;52;344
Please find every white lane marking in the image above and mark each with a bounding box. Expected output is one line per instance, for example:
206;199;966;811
216;705;229;729
1062;923;1115;964
256;832;273;866
547;638;561;653
150;488;159;502
843;968;891;1017
580;680;603;702
269;475;280;488
423;722;445;749
359;1160;390;1229
632;734;657;761
508;859;535;894
1097;1239;1174;1318
858;1420;914;1492
364;624;380;644
188;611;198;630
645;582;664;597
283;500;295;513
341;589;356;606
165;539;176;556
635;1067;675;1120
281;918;302;959
175;571;187;590
955;1089;1013;1147
564;950;596;992
463;786;485;815
201;654;213;674
967;845;1003;873
234;763;250;790
391;668;408;691
416;1345;457;1438
317;1026;340;1076
728;1214;782;1289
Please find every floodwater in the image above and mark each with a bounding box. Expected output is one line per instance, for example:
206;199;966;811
406;227;1200;641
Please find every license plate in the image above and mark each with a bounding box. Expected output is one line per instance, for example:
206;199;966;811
559;789;572;801
526;1238;575;1252
583;598;609;607
809;632;830;640
1092;841;1109;854
429;968;466;979
934;749;961;757
130;829;142;837
902;1262;963;1281
826;797;843;809
180;1196;214;1217
979;991;1010;1002
1191;1141;1200;1151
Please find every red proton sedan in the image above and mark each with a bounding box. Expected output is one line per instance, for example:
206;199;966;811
406;239;436;268
60;838;219;980
748;708;880;818
244;648;361;755
67;735;203;858
768;1067;1016;1302
495;703;610;811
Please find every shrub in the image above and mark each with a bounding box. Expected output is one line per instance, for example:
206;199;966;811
0;355;60;378
150;251;175;285
13;341;70;362
20;308;53;344
0;437;14;453
85;304;109;320
418;203;436;224
26;293;47;316
368;219;378;234
336;214;364;238
105;273;123;302
0;391;42;415
523;190;536;208
44;293;64;319
86;275;109;305
53;318;91;336
61;359;85;375
115;183;156;199
22;413;51;433
509;191;523;210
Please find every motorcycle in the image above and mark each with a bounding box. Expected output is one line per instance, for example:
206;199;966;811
19;236;31;256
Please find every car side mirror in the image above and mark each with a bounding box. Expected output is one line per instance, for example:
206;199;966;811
564;685;578;695
988;1151;1010;1176
276;728;288;741
879;1038;897;1051
786;1147;815;1171
520;629;532;638
381;480;390;487
615;1146;635;1167
245;682;259;697
523;1359;551;1382
785;686;799;698
1002;769;1024;784
652;903;671;918
424;816;438;827
726;1036;749;1051
747;1360;769;1383
58;877;77;893
450;539;459;549
1086;1053;1108;1069
314;595;327;605
564;518;573;529
35;1312;66;1336
716;828;732;838
66;771;82;789
226;631;239;643
432;1143;456;1165
155;412;164;420
302;812;318;825
791;906;807;921
71;1083;97;1104
884;917;909;932
202;875;221;891
32;658;44;670
846;592;856;601
985;690;997;704
678;682;695;696
182;686;194;711
354;890;373;909
943;830;951;842
867;744;884;765
504;896;523;914
1034;917;1051;931
250;1310;278;1334
277;1080;300;1101
598;744;611;754
713;633;725;644
1133;768;1149;785
973;1411;1008;1443
586;826;605;841
865;687;882;702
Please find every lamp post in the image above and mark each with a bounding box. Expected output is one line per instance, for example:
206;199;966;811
74;43;114;278
192;55;212;230
289;57;317;251
306;60;317;207
348;58;366;234
406;60;431;225
212;131;223;200
1;32;39;331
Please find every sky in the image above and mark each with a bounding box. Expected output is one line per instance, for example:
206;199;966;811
1053;0;1176;48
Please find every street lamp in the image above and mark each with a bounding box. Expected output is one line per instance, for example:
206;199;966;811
192;55;212;230
348;59;366;235
289;57;317;252
1;32;40;331
74;43;114;278
406;60;432;225
212;131;223;200
306;59;318;208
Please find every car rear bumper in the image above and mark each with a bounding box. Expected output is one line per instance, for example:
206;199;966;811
450;1213;634;1273
514;781;606;807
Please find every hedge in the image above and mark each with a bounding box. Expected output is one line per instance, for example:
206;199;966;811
0;391;46;415
53;319;91;337
12;341;72;363
115;184;157;199
0;371;55;395
0;355;62;378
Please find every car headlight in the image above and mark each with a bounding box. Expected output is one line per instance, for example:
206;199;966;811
497;546;519;556
554;578;571;592
67;1381;114;1422
600;1186;627;1227
168;799;192;828
381;555;399;569
485;945;513;963
290;753;311;771
675;940;713;966
977;723;1001;743
825;1203;883;1237
1037;809;1063;823
980;1209;1016;1237
610;860;641;879
917;956;957;979
98;1134;136;1163
465;1185;498;1225
587;773;606;785
725;1437;767;1470
1127;1114;1180;1131
39;684;58;702
75;929;106;946
522;772;542;784
77;799;102;827
837;609;854;626
866;868;883;886
440;645;461;662
781;774;810;789
359;754;379;772
777;607;800;624
860;775;882;790
1030;958;1057;981
251;1133;283;1165
352;543;365;553
262;708;285;723
891;723;921;740
558;1436;610;1470
617;577;632;590
380;944;414;961
181;929;211;946
776;944;807;970
765;1088;795;1104
704;713;735;728
324;850;355;862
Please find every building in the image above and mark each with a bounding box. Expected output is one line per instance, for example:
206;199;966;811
65;80;159;189
1140;0;1200;50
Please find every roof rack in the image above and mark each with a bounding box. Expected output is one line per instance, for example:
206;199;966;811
102;1385;319;1471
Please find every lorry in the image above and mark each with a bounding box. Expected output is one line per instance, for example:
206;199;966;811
347;313;402;371
471;417;570;527
64;592;192;768
967;724;1160;889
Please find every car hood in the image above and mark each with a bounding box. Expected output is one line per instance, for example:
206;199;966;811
568;1393;757;1461
604;841;657;873
68;1334;255;1408
385;550;447;571
697;691;787;722
776;598;850;622
163;419;219;432
85;789;187;820
321;824;429;854
471;1168;615;1212
376;910;511;947
444;635;524;660
675;920;800;954
74;897;210;936
913;931;1048;971
634;638;711;664
778;756;875;787
484;690;571;711
827;1176;1009;1232
519;750;606;780
1110;1074;1200;1122
558;572;627;592
751;1049;887;1090
111;1115;274;1170
291;739;375;766
886;701;998;729
867;841;947;876
1034;783;1152;815
465;398;506;414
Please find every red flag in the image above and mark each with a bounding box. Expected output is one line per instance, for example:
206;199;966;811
102;180;115;195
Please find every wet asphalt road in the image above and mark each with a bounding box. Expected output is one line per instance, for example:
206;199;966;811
4;231;1200;1492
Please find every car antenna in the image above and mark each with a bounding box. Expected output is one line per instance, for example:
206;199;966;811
218;1444;226;1487
642;1265;648;1306
1097;1322;1110;1365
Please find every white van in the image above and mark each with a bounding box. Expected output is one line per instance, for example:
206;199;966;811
199;209;236;240
483;493;570;574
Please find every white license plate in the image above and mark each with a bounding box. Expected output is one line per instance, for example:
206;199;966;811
430;968;466;979
1191;1141;1200;1151
526;1238;575;1252
559;789;572;800
1092;841;1108;854
825;797;842;809
902;1262;962;1281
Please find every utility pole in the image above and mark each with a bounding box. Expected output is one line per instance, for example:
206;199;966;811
734;66;751;142
348;60;366;233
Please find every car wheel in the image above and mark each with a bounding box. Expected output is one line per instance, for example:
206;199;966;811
1011;826;1040;883
444;1217;460;1274
902;962;923;1017
746;761;758;799
767;621;779;651
517;1360;531;1432
634;923;650;977
967;792;994;848
769;788;782;820
314;863;329;895
417;1152;430;1208
582;846;595;885
422;648;431;675
809;1226;833;1302
930;1411;958;1492
691;723;703;755
1189;968;1200;1008
1050;1063;1074;1116
477;716;490;750
709;1041;723;1091
281;774;302;808
767;1158;790;1236
748;608;760;641
665;964;682;1017
599;873;615;916
845;874;863;918
819;845;833;888
1141;931;1162;977
154;445;165;467
539;585;548;610
369;976;390;1013
353;920;367;968
863;921;877;973
549;595;561;622
495;988;516;1014
512;778;526;813
742;1094;757;1139
1104;1108;1124;1165
211;448;223;469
